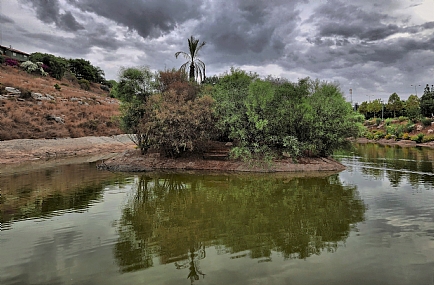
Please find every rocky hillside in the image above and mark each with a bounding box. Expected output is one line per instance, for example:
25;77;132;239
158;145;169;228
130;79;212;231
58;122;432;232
0;65;123;140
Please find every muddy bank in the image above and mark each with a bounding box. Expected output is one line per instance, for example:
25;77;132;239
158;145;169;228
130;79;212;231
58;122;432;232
0;135;136;165
98;149;346;173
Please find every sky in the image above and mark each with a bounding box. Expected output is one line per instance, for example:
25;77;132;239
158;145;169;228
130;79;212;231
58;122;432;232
0;0;433;103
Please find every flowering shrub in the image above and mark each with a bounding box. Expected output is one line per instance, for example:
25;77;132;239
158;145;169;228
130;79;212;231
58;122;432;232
20;61;48;76
5;58;19;67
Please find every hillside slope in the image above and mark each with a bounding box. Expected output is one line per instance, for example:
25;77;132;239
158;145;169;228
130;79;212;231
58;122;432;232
0;65;123;140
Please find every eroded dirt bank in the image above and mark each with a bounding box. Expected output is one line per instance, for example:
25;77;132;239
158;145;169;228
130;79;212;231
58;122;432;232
0;134;136;165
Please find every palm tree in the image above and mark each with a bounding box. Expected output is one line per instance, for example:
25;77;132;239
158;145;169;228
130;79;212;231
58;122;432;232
175;36;206;82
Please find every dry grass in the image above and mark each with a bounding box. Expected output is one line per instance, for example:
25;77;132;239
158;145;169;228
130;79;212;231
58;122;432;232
0;65;123;140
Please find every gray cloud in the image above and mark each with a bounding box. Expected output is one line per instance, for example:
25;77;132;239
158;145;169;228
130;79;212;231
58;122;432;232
0;13;14;24
66;0;203;38
22;0;84;32
2;0;434;101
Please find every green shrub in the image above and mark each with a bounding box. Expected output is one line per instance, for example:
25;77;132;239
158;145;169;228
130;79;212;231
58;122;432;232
375;118;381;126
398;116;408;122
385;134;392;139
421;118;432;127
404;122;415;133
410;133;424;143
401;133;410;140
54;83;61;91
422;134;434;143
384;118;394;126
78;79;90;91
0;55;5;65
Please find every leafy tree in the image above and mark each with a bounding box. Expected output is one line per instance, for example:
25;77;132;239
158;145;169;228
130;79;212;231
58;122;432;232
404;94;420;120
29;52;68;80
420;84;434;117
116;66;155;154
68;58;105;83
367;99;382;118
358;101;368;118
175;36;206;82
387;92;403;118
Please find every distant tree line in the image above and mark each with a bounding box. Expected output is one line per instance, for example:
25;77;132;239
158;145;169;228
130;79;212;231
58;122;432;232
357;85;434;120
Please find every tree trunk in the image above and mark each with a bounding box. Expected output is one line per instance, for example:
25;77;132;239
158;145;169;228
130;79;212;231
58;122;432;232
189;63;195;81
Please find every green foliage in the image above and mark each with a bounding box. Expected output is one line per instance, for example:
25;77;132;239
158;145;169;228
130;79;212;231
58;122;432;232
54;83;61;91
420;84;434;117
68;58;105;83
410;133;424;143
422;134;434;143
212;73;363;158
421;118;432;127
404;122;415;133
401;133;410;140
398;116;408;122
78;79;90;91
30;52;68;80
0;55;4;65
384;118;394;126
175;36;206;82
367;99;382;117
387;93;403;117
405;94;420;120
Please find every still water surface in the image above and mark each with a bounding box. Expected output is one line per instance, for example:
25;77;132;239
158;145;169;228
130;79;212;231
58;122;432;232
1;143;434;284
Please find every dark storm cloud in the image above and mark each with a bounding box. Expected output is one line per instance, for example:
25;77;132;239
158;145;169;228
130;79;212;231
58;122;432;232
308;1;401;41
65;0;203;39
0;14;14;24
22;0;84;32
194;0;301;67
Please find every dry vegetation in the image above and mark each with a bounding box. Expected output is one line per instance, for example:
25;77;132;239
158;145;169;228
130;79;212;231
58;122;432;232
0;65;123;140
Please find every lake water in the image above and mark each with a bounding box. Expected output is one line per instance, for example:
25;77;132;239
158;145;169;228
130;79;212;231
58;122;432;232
1;143;434;285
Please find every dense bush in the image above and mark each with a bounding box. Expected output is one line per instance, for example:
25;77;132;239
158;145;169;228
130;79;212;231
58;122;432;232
410;133;424;143
78;79;90;91
422;134;434;143
142;90;215;157
421;118;432;127
20;61;48;76
0;55;4;65
211;69;364;158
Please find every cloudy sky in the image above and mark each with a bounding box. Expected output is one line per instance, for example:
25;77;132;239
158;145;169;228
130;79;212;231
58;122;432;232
1;0;433;103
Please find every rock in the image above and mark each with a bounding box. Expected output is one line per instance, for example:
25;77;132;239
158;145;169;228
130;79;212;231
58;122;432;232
5;87;21;95
45;94;55;100
0;95;6;100
225;142;233;146
428;129;433;134
417;125;423;131
100;84;110;91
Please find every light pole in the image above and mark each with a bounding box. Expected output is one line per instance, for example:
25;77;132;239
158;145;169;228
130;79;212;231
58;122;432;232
411;84;421;96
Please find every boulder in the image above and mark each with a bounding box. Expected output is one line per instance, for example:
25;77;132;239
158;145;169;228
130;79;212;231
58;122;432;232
428;129;433;134
5;87;21;95
417;125;423;131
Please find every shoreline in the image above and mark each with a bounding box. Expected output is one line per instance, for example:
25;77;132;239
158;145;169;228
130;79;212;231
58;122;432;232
98;149;346;173
355;137;434;148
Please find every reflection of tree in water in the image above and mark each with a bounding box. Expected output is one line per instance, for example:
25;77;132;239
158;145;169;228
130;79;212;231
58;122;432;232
172;244;206;284
114;173;366;274
346;143;434;188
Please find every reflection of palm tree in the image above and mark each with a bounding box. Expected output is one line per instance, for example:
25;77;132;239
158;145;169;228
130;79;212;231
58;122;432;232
175;244;206;284
175;36;206;82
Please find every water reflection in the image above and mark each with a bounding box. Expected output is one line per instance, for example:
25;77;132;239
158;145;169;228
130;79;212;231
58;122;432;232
114;173;366;276
336;143;434;188
0;162;126;227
